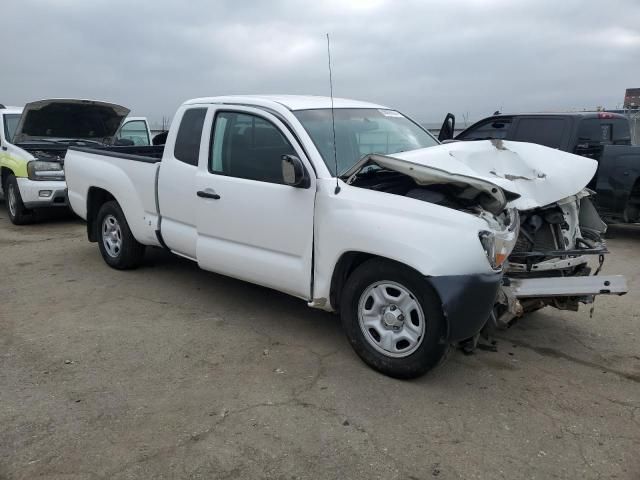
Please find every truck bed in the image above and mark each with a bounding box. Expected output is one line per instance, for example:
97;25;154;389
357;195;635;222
65;145;164;247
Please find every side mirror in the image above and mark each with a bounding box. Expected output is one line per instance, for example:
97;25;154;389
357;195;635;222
114;138;135;146
438;113;456;142
282;154;310;188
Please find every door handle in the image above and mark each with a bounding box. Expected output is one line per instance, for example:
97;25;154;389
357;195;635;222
197;190;221;200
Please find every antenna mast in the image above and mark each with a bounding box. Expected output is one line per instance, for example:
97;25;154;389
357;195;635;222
326;33;340;194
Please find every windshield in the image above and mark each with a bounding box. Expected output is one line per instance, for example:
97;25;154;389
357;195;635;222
3;114;21;142
294;108;438;175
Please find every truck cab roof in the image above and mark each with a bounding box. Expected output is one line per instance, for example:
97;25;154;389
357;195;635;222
480;111;627;120
184;95;389;111
456;110;631;150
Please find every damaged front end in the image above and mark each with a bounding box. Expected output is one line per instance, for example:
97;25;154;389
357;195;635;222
343;140;628;333
342;154;521;271
494;191;628;328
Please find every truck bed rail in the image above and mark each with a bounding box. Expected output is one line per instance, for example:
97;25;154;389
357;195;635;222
67;145;164;163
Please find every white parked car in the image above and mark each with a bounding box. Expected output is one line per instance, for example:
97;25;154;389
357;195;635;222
0;99;151;224
64;95;626;378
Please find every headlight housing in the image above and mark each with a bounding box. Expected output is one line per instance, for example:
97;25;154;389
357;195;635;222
477;207;520;270
27;161;65;181
479;230;498;269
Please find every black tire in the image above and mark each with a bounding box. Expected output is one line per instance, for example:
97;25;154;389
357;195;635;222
340;258;448;379
96;200;145;269
4;174;33;225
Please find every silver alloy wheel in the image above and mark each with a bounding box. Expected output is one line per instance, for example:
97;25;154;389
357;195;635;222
7;183;17;218
358;281;426;358
102;214;123;258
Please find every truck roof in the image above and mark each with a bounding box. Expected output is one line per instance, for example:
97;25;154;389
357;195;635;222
486;111;627;120
184;95;389;111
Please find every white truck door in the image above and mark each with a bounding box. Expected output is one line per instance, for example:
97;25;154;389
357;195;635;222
195;107;316;299
116;118;152;146
157;107;209;259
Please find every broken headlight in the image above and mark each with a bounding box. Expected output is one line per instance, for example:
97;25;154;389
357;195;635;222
479;231;498;269
477;207;520;270
27;161;65;181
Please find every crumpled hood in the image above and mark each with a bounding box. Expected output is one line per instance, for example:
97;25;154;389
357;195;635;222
344;140;598;211
13;99;130;144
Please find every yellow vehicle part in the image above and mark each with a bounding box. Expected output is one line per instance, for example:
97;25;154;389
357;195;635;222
0;152;28;178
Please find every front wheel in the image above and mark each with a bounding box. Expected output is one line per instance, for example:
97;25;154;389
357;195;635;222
4;174;33;225
96;201;145;269
340;259;448;379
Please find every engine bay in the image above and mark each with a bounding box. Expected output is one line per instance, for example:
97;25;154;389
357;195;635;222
19;144;68;164
348;167;501;215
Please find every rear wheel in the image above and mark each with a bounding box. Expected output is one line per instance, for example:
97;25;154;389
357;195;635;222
340;259;448;379
4;174;32;225
96;201;145;269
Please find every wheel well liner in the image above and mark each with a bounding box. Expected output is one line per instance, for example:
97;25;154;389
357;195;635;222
1;167;13;187
86;187;116;242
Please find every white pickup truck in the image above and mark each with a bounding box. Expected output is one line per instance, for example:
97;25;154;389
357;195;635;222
65;95;626;378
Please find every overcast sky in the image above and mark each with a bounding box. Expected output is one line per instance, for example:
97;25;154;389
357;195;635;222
3;0;640;127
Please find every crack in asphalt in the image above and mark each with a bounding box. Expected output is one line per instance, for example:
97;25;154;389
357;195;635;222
499;337;640;383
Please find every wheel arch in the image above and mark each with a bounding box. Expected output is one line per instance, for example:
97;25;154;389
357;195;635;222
329;251;428;312
328;251;501;344
86;187;116;242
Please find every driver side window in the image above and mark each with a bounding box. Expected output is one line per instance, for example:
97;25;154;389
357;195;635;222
209;112;295;184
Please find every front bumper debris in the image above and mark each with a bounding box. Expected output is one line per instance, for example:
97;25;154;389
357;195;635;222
506;255;590;273
509;275;628;298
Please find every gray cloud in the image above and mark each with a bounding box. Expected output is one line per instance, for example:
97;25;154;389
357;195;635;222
2;0;640;126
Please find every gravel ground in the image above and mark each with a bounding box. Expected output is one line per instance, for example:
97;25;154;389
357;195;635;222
1;204;639;479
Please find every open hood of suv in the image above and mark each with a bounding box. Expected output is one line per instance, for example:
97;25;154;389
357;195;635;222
13;99;130;144
342;139;598;211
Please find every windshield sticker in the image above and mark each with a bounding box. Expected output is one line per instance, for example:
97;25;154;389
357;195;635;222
379;109;404;118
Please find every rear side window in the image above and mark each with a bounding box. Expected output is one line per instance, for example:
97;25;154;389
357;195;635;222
174;108;207;166
512;118;567;149
458;118;512;140
578;119;605;144
611;119;631;144
578;118;631;145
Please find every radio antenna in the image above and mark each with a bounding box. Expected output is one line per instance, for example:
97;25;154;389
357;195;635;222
326;33;340;194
